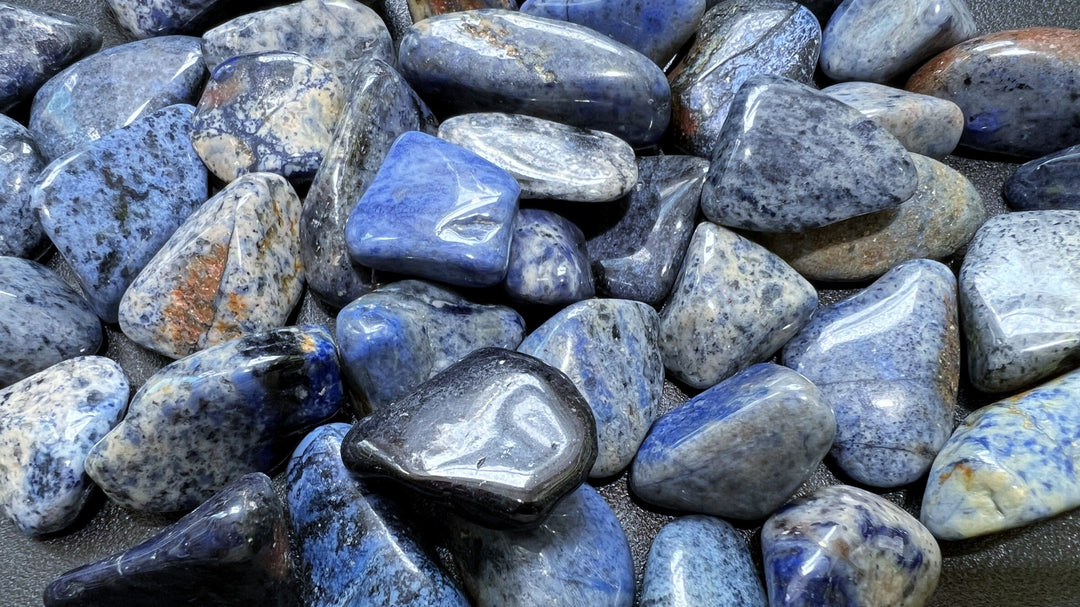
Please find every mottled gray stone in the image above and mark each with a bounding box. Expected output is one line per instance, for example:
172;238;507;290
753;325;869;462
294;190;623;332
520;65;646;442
0;115;47;259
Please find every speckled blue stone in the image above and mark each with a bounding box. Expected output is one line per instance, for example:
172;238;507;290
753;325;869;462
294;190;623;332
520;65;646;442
32;104;208;324
1005;144;1080;211
504;209;594;306
287;424;469;607
641;516;767;607
0;115;47;259
29;35;205;160
345;131;519;288
107;0;228;38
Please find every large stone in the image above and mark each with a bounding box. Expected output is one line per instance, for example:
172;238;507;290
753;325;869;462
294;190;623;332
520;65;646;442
0;116;47;259
1004;143;1080;211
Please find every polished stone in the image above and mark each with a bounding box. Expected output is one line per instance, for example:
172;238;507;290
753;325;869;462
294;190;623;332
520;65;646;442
660;222;817;390
1004;144;1080;211
702;75;918;232
408;0;517;23
84;326;344;513
504;209;594;306
0;115;46;259
631;363;834;519
108;0;230;38
341;348;596;528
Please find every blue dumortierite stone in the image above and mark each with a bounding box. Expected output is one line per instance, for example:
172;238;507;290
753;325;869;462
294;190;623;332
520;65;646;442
519;298;663;477
0;4;100;112
398;9;671;147
345;131;519;288
0;357;127;535
821;0;976;83
763;485;941;607
783;259;960;488
84;326;344;513
336;280;525;414
446;483;634;606
519;0;705;66
668;0;821;158
631;363;834;519
922;367;1080;540
1004;144;1080;210
641;516;767;607
0;257;101;388
44;473;292;607
32;105;208;324
29;36;205;160
504;209;594;306
107;0;229;38
287;424;470;607
0;115;47;259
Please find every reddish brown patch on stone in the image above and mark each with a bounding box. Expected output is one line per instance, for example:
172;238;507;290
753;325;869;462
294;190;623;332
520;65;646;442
938;462;976;487
161;241;228;356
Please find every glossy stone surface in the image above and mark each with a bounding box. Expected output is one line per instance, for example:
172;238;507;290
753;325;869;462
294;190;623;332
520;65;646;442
302;58;436;309
119;173;303;359
0;116;46;258
763;485;941;607
922;368;1080;540
0;258;101;388
824;81;965;158
960;211;1080;393
341;348;596;528
908;28;1080;158
631;363;834;519
641;516;767;607
438;113;637;203
107;0;228;38
668;0;821;158
32;104;209;324
192;51;345;182
1004;143;1080;211
408;0;517;22
660;222;817;390
44;474;292;607
0;357;126;535
504;209;594;306
445;483;633;606
519;299;663;478
336;280;525;413
84;326;344;513
29;35;205;160
783;259;959;487
758;154;986;282
398;9;671;147
345;131;519;288
287;424;469;607
702;75;918;232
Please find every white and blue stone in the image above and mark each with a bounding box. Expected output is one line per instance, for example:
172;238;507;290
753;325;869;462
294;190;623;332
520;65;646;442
32;104;209;324
1004;143;1080;211
0;115;47;259
29;35;205;161
659;222;817;390
504;209;594;306
345;131;519;288
763;485;941;607
0;356;127;536
107;0;230;38
84;325;344;513
287;424;470;607
336;280;525;414
631;363;834;519
783;259;960;488
519;298;663;477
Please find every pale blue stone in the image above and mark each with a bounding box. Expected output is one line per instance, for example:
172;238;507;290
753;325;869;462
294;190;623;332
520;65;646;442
504;209;594;306
0;115;47;259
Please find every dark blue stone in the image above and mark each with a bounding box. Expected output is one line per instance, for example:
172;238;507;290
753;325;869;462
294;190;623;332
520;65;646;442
1005;143;1080;210
0;115;47;259
107;0;230;38
504;209;594;306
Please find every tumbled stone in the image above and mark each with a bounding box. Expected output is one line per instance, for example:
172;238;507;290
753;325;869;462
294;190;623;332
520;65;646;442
32;105;208;324
345;131;519;288
119;173;303;360
0;116;46;259
438;113;637;203
44;474;292;607
668;0;821;158
288;424;469;607
0;258;101;388
399;9;670;146
341;348;596;528
407;0;516;23
908;28;1080;158
0;357;127;535
108;0;229;38
702;75;917;233
631;363;834;519
29;36;205;160
504;209;594;306
763;485;941;607
84;326;344;513
960;211;1080;393
791;0;842;22
1004;143;1080;211
758;154;986;282
302;58;436;309
660;222;817;390
783;259;959;487
519;299;663;477
641;516;767;607
336;280;525;414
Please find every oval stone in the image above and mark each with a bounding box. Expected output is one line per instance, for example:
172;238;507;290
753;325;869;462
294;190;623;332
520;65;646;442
0;115;47;259
1004;143;1080;211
